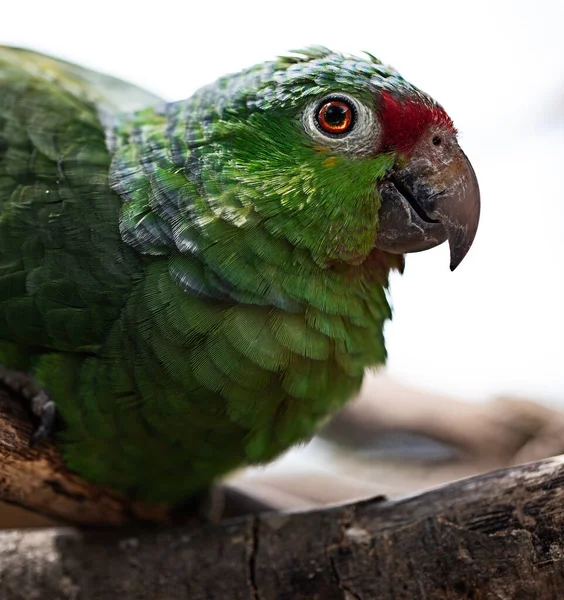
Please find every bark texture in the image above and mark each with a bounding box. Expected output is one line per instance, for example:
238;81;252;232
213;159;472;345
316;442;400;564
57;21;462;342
1;456;564;599
2;379;564;598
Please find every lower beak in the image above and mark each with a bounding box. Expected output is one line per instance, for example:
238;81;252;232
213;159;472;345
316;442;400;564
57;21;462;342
375;147;480;270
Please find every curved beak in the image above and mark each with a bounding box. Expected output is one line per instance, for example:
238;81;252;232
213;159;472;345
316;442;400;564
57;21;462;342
375;146;480;270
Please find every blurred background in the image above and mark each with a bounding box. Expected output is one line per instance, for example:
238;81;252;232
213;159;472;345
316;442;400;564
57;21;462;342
1;0;563;523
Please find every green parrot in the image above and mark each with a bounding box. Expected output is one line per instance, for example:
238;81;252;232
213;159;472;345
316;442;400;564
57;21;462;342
0;46;480;504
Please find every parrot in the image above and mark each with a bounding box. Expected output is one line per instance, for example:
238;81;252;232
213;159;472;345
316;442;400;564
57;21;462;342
0;46;480;505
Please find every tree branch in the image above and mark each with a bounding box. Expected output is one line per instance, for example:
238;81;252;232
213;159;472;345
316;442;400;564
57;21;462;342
3;379;564;597
1;456;564;599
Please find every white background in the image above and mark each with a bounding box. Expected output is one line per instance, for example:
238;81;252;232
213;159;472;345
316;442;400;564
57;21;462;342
3;0;563;405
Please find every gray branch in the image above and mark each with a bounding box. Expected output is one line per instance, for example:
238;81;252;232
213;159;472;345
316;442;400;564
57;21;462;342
2;456;564;599
2;382;564;598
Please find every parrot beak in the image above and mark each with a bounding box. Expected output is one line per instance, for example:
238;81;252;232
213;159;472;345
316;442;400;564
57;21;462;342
375;145;480;270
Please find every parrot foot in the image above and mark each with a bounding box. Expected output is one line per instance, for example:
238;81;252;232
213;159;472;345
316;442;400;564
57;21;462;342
0;365;56;446
198;484;276;521
173;485;276;523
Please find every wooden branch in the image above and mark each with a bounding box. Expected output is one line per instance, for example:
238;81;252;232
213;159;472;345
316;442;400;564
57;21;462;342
1;456;564;599
3;377;564;597
323;373;564;464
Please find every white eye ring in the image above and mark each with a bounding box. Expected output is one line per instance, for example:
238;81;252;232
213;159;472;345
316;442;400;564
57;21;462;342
302;93;380;155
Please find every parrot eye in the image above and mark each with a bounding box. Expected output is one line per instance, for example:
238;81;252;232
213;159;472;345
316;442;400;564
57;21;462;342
302;93;381;155
316;99;355;135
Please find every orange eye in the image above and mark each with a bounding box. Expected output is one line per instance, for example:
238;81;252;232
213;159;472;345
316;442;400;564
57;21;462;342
316;100;354;134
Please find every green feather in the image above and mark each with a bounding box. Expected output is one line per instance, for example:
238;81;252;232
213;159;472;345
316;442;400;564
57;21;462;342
0;45;422;503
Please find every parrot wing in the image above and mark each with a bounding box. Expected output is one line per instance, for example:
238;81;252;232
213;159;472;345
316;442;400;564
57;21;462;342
0;46;162;114
0;46;154;355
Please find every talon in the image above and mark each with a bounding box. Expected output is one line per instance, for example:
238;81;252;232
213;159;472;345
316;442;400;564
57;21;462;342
29;399;56;447
0;365;56;445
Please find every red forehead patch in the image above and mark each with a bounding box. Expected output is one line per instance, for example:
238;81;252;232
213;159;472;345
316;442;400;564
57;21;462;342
379;90;455;154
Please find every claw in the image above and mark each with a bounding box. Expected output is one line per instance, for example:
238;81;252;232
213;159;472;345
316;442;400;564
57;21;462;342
29;397;56;446
0;365;56;445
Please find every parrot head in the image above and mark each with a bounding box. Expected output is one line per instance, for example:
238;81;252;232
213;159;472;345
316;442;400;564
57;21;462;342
192;47;480;271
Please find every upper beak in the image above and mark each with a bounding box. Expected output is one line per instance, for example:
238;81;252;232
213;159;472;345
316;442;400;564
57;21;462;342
375;145;480;270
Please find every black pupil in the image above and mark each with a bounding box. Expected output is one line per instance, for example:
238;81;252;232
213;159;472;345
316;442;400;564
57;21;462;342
432;135;442;146
324;104;347;126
